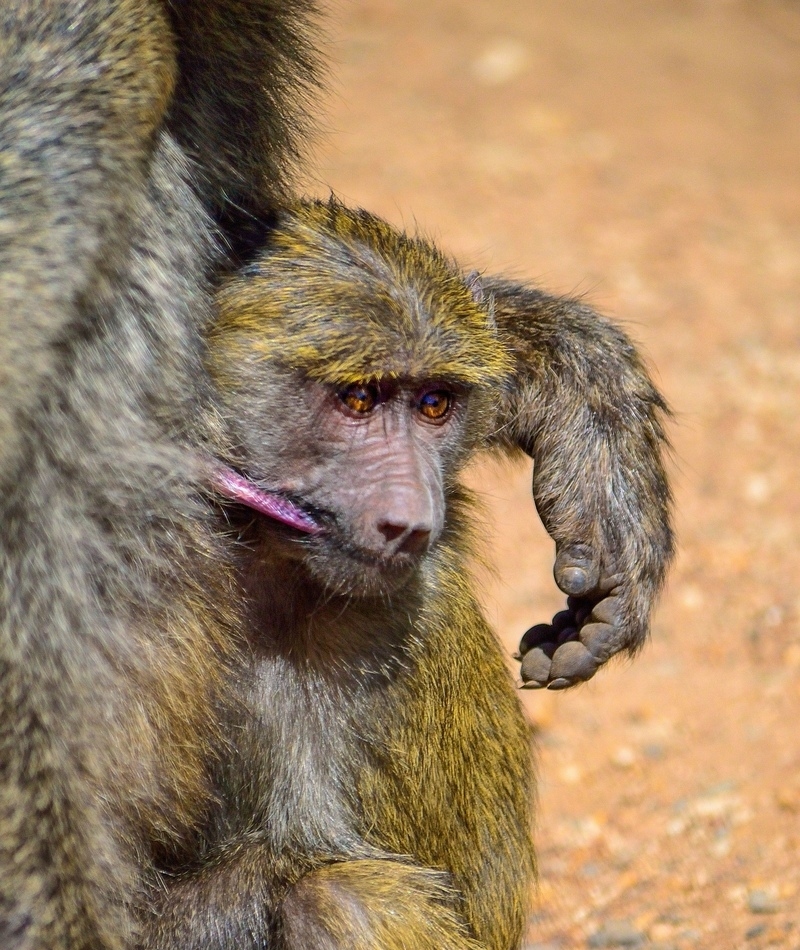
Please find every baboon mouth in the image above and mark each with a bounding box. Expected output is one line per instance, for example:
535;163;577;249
211;465;322;535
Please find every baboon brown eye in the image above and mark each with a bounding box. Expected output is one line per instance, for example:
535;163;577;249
340;383;378;415
418;390;452;421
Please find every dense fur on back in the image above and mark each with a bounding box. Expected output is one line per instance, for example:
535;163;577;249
0;3;320;948
138;202;536;950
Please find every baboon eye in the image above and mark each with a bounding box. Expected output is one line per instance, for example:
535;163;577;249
418;390;452;422
339;382;378;415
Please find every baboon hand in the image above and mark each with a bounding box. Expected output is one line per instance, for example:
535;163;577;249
517;542;629;689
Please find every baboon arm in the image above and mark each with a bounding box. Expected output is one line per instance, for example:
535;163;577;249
282;860;482;950
142;851;481;950
0;1;175;476
485;278;674;688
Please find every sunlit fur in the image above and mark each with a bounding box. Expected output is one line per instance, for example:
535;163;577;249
141;202;537;950
211;199;512;389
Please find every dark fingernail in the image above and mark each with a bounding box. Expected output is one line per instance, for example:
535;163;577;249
556;626;578;646
574;605;591;626
547;677;573;690
556;565;589;595
551;610;573;633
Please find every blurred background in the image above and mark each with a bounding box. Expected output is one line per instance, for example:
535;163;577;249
305;1;800;946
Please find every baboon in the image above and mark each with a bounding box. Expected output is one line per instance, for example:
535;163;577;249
136;199;670;950
0;3;320;948
140;200;537;950
0;4;671;948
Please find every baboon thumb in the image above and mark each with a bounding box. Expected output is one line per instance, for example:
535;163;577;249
553;542;600;597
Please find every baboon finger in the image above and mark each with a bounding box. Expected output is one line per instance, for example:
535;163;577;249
546;641;599;689
587;594;622;627
553;542;600;597
517;623;554;658
516;587;629;687
520;645;555;688
550;609;574;633
576;621;617;663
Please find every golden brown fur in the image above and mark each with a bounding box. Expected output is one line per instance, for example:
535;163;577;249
138;202;536;950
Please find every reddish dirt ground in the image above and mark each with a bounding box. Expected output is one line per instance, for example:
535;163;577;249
305;1;800;947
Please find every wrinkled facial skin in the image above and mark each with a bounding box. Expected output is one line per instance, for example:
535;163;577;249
216;365;471;598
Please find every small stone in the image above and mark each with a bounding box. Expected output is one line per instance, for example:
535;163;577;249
643;743;665;760
587;920;645;947
745;923;766;940
743;473;771;503
678;584;704;609
559;763;583;785
666;817;686;836
783;643;800;668
471;40;529;85
747;889;780;914
775;785;800;812
711;833;731;858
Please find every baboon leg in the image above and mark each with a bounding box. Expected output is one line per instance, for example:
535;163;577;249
142;850;482;950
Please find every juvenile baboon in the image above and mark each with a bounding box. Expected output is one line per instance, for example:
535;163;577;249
140;200;536;950
0;4;671;947
136;199;671;950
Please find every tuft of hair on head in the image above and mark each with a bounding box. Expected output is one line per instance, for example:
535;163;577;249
210;199;512;390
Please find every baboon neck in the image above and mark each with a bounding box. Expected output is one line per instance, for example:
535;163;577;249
239;553;423;683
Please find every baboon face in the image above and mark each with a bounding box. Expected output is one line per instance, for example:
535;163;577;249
207;202;511;597
212;364;470;597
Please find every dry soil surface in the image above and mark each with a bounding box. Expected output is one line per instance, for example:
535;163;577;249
305;1;800;946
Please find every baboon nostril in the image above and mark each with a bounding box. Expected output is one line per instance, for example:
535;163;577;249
399;528;431;556
377;522;432;556
378;522;406;543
